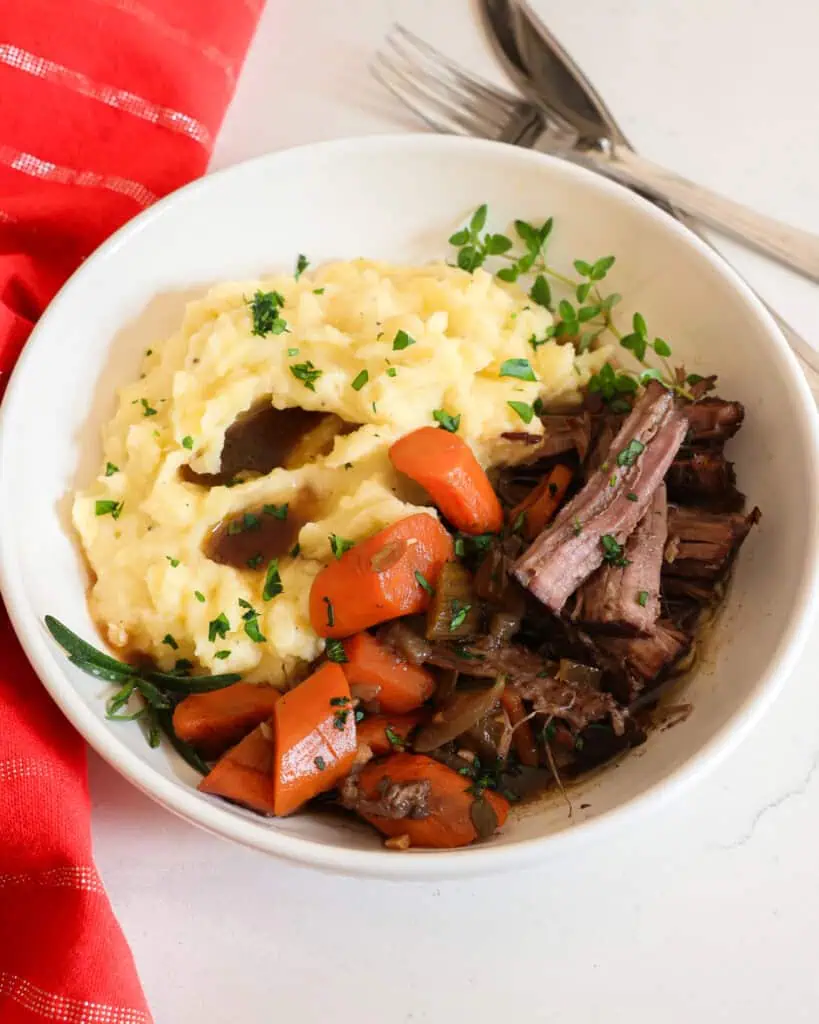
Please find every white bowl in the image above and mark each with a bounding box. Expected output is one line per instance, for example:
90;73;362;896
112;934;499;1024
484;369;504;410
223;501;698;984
1;135;817;879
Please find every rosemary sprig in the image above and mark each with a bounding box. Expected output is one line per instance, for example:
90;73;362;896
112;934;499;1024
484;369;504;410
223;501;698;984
45;615;242;772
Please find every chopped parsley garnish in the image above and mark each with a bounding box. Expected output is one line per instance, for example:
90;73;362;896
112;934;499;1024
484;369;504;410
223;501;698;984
507;400;534;424
194;590;206;603
95;500;123;520
637;590;649;607
290;360;322;391
351;369;369;391
333;709;349;730
572;516;583;536
385;726;404;750
104;462;119;477
166;556;180;567
329;696;350;707
386;367;397;378
329;534;354;559
227;512;261;535
208;613;230;643
449;599;471;631
616;439;646;467
294;253;309;279
601;534;630;567
626;492;639;502
323;596;334;628
313;288;325;295
454;532;494;560
314;756;327;770
246;553;264;569
140;398;157;417
263;503;288;520
162;634;178;650
239;599;266;643
263;559;283;601
214;650;231;660
414;570;434;595
250;290;287;336
287;348;299;356
499;358;536;382
392;330;416;351
433;409;460;433
325;639;348;663
181;436;194;450
511;510;526;534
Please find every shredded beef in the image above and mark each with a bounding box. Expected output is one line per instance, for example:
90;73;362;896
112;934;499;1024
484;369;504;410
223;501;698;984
573;484;668;636
513;383;687;613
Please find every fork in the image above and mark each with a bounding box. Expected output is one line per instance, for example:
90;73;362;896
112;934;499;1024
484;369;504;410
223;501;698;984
371;25;819;387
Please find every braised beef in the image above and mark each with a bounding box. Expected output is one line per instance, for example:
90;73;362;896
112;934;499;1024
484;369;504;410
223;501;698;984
432;644;622;734
661;576;723;604
667;450;743;510
572;484;668;636
663;505;759;580
537;413;593;462
339;773;430;820
590;621;690;702
513;384;687;614
473;539;526;615
584;412;624;476
683;398;744;444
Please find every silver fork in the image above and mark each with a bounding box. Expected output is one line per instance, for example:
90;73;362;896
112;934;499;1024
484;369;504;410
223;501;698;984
371;25;819;389
371;26;548;147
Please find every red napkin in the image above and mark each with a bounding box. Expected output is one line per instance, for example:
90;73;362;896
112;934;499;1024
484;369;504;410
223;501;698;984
0;3;264;1018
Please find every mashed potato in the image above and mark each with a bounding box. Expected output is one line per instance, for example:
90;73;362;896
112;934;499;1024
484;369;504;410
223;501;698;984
74;259;610;684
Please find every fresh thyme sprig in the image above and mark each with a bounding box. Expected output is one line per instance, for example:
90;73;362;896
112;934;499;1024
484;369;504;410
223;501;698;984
448;206;692;402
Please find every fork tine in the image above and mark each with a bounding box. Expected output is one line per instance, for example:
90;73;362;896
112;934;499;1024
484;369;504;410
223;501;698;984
385;25;518;126
371;52;506;138
390;25;522;109
370;59;471;137
373;33;514;138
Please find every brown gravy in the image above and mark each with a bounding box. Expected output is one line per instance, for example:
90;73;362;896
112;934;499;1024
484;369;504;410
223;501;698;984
181;402;354;487
204;499;312;570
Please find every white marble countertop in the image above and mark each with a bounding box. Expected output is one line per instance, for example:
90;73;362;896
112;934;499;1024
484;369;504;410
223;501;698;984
90;2;819;1020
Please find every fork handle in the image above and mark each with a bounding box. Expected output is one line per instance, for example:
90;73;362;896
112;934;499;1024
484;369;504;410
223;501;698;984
579;144;819;285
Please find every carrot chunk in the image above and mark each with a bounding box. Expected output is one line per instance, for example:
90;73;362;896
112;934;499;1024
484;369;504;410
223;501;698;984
342;632;435;713
198;722;277;815
510;463;573;540
356;712;423;757
173;682;281;758
353;753;509;849
389;427;503;534
309;513;454;638
500;688;539;767
272;662;357;816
